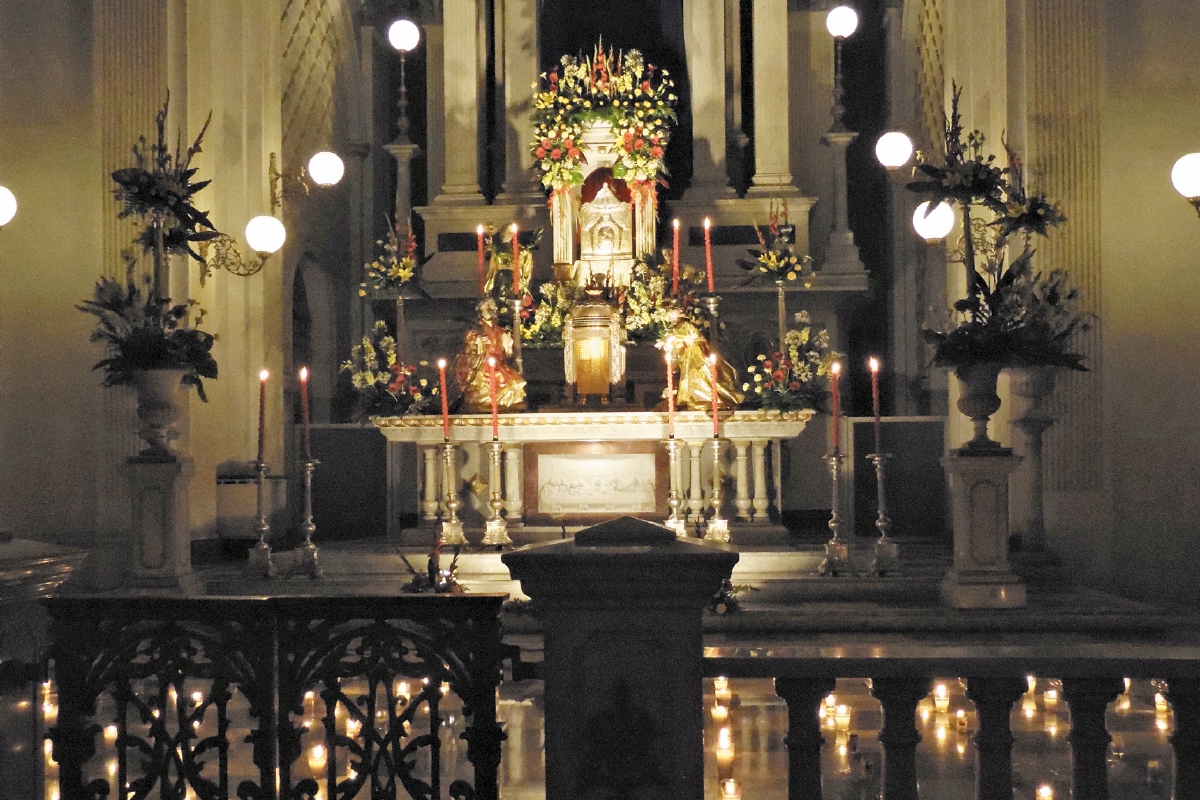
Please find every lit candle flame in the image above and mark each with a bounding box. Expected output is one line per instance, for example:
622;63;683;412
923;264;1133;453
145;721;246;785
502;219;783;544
260;369;269;381
869;357;879;373
831;361;841;376
437;358;447;369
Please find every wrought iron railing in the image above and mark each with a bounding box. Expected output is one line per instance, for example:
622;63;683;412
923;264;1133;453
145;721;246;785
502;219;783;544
44;594;508;800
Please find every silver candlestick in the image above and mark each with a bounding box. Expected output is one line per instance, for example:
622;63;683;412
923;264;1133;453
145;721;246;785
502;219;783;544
703;437;731;542
248;460;275;578
702;294;721;348
439;440;467;546
290;458;322;578
481;440;512;547
867;453;899;576
510;297;524;374
819;452;849;576
665;437;687;538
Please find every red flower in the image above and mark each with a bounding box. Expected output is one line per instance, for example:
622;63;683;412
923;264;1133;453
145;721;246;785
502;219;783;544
567;147;580;159
551;148;562;159
782;359;793;369
773;351;783;360
762;360;774;370
522;294;533;307
634;138;645;150
773;370;785;381
520;309;531;320
541;138;552;148
387;362;408;393
641;80;651;92
408;386;420;397
623;132;634;145
536;147;547;158
650;146;663;158
789;381;801;391
564;138;574;147
406;365;417;375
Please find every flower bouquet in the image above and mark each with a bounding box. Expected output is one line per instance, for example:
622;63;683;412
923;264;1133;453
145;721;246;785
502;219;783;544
737;201;813;285
340;321;439;421
621;252;708;343
359;221;420;297
741;312;837;412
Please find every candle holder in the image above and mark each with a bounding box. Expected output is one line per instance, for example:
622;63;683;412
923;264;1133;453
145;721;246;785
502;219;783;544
665;437;687;538
704;437;731;543
819;453;850;576
510;297;524;374
867;453;899;576
702;294;721;348
481;440;513;547
288;458;322;578
439;441;467;546
775;279;787;352
247;460;276;579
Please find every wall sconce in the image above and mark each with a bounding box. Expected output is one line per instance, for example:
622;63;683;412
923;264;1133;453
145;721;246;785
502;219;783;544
876;131;914;171
1172;153;1200;217
268;151;344;213
0;185;16;228
204;215;287;277
913;200;955;242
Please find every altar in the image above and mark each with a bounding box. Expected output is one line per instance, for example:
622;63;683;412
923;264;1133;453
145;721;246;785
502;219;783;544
375;409;813;542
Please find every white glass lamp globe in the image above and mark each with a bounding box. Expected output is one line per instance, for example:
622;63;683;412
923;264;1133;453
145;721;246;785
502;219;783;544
307;151;344;186
913;201;955;242
876;131;914;170
388;19;420;52
1172;153;1200;200
826;6;859;39
245;215;286;256
0;186;15;227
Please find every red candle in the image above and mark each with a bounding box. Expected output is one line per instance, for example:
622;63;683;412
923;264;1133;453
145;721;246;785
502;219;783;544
671;219;680;296
488;356;499;440
437;358;451;441
511;224;521;296
299;366;312;460
869;357;881;453
665;349;676;439
703;217;714;293
476;224;485;294
830;362;841;452
709;353;720;438
257;369;268;464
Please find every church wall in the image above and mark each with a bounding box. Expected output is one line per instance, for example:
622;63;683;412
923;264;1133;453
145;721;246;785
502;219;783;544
0;0;104;543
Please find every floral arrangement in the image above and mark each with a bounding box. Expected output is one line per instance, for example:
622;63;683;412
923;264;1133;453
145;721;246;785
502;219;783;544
78;256;218;400
621;253;707;343
340;321;438;421
531;43;677;191
359;221;418;296
737;201;812;284
908;83;1088;372
111;95;220;272
741;311;836;412
709;579;759;615
522;281;577;346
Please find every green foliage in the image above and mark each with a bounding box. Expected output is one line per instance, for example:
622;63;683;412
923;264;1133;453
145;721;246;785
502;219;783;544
740;311;837;412
339;321;438;422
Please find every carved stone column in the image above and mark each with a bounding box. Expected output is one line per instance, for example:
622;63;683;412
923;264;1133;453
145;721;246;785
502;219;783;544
733;441;752;520
683;0;735;201
776;677;838;800
1167;679;1200;800
499;0;540;201
422;446;440;520
503;444;523;524
1062;678;1123;800
751;440;769;521
966;677;1027;800
871;676;930;800
748;0;798;195
435;0;483;202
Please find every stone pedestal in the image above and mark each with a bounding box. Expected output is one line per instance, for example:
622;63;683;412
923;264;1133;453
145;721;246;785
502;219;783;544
1009;366;1058;551
940;450;1026;608
502;517;738;800
819;130;866;274
126;456;195;587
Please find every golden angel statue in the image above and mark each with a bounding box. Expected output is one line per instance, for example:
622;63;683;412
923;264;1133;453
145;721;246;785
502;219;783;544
455;298;526;411
659;309;743;410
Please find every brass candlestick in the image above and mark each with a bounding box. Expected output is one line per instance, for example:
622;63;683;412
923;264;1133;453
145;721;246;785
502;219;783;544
481;440;512;547
290;458;322;578
868;453;899;576
704;437;731;542
819;452;849;576
248;460;275;578
665;437;687;538
439;441;467;546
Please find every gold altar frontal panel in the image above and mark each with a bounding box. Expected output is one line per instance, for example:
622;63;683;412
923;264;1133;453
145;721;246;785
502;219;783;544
522;441;669;527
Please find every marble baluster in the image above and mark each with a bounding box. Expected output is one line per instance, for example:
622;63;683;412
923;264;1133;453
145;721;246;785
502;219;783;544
503;444;523;524
965;677;1027;800
422;446;441;521
733;441;752;520
687;441;705;522
871;676;930;800
776;677;837;800
1062;678;1123;800
751;440;769;521
1167;679;1200;800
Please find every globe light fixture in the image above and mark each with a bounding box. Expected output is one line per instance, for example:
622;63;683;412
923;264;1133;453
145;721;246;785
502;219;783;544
913;201;955;242
388;19;420;52
1171;153;1200;216
306;151;344;187
245;215;287;257
826;6;859;39
0;186;16;227
876;131;914;170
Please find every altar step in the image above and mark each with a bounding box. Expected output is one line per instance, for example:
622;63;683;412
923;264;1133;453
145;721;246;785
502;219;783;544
392;522;800;548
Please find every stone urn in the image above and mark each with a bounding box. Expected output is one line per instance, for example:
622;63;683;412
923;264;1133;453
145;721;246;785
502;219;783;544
955;362;1005;450
133;368;189;458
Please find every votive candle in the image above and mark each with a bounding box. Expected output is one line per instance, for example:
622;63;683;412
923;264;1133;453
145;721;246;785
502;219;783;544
869;357;881;453
709;353;720;438
476;224;485;294
703;217;714;293
488;356;499;440
672;218;680;296
299;367;311;460
665;350;676;439
437;359;450;441
830;362;841;452
510;224;520;295
257;369;268;464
